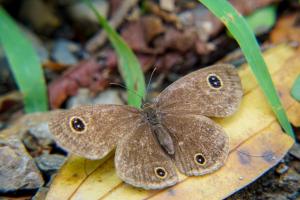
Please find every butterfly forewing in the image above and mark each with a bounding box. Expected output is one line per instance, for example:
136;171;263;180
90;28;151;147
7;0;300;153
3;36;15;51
156;64;243;117
49;105;141;160
115;122;178;189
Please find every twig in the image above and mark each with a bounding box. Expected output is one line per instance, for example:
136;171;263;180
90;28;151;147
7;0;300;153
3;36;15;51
85;0;139;52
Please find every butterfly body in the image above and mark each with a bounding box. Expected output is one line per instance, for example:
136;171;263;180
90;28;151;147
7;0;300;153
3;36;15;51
49;64;243;189
142;104;175;155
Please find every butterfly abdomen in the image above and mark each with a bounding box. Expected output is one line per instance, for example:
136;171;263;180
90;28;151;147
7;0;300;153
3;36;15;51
142;105;175;155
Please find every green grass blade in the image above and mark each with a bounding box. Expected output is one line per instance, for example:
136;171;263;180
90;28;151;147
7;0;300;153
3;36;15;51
84;0;145;108
0;7;48;113
291;75;300;101
246;5;276;35
198;0;295;139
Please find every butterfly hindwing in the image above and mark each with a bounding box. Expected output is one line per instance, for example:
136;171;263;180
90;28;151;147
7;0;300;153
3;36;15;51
161;113;229;176
115;122;178;189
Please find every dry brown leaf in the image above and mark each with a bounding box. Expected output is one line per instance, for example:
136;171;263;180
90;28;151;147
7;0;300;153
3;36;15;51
270;13;300;45
48;52;117;109
46;44;298;200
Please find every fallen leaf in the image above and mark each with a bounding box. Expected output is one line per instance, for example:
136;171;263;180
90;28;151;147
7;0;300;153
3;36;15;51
121;16;165;54
270;13;300;45
141;16;165;42
154;52;184;72
48;51;117;109
46;44;298;200
121;20;152;53
160;27;197;53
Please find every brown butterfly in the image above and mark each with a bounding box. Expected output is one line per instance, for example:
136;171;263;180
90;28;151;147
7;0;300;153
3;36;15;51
49;64;243;189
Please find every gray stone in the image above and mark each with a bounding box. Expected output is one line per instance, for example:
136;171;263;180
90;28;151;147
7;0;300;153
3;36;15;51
289;143;300;160
28;123;55;146
35;154;66;175
22;122;55;153
32;187;49;200
51;39;80;65
275;162;289;174
67;0;108;23
0;135;44;192
93;89;124;105
67;89;124;108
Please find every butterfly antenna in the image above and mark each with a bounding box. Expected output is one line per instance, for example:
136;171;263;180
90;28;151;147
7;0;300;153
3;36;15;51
109;83;144;100
146;67;157;94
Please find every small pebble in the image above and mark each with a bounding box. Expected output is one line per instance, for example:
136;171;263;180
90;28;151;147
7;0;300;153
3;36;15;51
275;162;289;174
51;39;80;65
35;153;66;175
289;143;300;160
67;89;124;108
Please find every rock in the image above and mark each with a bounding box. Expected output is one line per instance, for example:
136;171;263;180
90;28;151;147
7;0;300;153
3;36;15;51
67;0;109;23
28;123;55;146
35;154;66;175
275;162;289;174
0;135;44;192
22;122;55;155
66;88;91;108
93;89;124;105
32;187;49;200
159;0;175;12
51;39;82;66
280;168;300;183
67;89;124;108
279;168;300;195
289;143;300;160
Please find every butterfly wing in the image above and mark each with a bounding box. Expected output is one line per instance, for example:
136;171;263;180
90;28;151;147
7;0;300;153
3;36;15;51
161;114;229;176
156;64;243;117
115;122;178;189
49;105;142;160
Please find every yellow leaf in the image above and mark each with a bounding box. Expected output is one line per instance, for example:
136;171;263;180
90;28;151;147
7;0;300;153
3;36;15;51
46;44;298;200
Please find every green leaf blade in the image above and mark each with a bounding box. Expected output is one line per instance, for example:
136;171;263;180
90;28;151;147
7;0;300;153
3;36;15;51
246;5;276;35
85;0;145;108
198;0;295;139
0;7;48;113
291;75;300;101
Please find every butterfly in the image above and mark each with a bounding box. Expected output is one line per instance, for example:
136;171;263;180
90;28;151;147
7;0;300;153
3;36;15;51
49;64;243;189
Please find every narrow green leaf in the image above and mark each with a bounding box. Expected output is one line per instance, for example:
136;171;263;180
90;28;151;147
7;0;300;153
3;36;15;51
291;75;300;101
0;7;48;113
198;0;295;139
84;0;145;108
246;5;276;35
